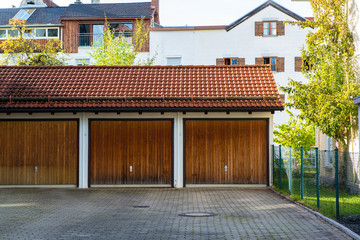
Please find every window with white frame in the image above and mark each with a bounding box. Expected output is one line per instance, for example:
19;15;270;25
0;28;59;39
167;56;182;66
76;59;90;66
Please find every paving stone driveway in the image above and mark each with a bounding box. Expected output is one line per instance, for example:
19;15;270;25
0;188;353;239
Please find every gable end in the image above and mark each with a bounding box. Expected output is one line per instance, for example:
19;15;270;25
226;0;306;32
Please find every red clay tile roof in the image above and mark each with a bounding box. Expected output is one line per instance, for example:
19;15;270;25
0;65;283;112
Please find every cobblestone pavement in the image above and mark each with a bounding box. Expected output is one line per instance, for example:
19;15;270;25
0;188;354;239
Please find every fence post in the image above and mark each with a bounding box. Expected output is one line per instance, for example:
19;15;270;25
301;147;304;200
315;147;320;209
279;145;282;189
335;149;339;219
272;145;275;185
289;147;292;195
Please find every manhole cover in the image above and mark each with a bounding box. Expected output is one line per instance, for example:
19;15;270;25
132;205;150;208
178;212;217;217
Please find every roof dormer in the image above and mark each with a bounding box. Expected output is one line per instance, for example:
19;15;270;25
19;0;58;8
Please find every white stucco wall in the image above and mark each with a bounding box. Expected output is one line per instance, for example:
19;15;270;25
150;5;310;127
67;48;152;66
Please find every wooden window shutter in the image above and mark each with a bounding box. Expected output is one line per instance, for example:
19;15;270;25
255;22;263;36
277;21;285;36
277;57;285;72
294;57;302;72
216;58;224;65
237;58;245;65
255;57;263;65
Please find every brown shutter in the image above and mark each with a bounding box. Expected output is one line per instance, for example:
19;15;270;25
277;57;285;72
255;22;263;36
238;58;245;65
277;21;285;36
294;57;302;72
216;58;224;65
255;57;263;65
280;94;286;104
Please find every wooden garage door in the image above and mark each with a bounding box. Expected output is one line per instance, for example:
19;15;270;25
185;120;268;185
90;120;172;185
0;121;78;185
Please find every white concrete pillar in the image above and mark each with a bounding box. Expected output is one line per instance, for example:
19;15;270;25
173;113;184;188
78;112;89;188
269;114;274;186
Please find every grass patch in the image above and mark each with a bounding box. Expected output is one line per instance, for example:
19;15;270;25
273;170;360;219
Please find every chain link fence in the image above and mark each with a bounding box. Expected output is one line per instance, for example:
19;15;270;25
272;145;360;228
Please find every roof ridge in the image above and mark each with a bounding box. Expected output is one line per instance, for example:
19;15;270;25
0;64;271;69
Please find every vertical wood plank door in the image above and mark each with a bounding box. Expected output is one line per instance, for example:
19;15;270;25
90;120;172;185
185;120;268;185
0;121;78;185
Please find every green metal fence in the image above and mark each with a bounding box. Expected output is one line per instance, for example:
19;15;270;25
272;145;360;222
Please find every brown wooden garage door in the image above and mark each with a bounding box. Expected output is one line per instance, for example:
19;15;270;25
185;120;268;185
0;120;78;185
90;120;172;185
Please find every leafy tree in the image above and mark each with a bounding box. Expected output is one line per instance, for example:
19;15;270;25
283;0;359;149
274;110;315;149
0;19;68;65
89;18;156;66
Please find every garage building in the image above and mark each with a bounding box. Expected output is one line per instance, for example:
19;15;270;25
0;65;283;188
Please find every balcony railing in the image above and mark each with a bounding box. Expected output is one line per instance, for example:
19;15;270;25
77;32;133;47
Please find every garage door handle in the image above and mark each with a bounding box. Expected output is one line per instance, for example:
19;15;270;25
35;166;38;173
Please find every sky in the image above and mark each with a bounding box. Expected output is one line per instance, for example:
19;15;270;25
0;0;313;26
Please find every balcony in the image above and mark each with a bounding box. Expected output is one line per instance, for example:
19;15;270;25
77;32;133;47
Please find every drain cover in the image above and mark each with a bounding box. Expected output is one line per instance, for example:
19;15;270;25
132;205;150;208
178;212;217;217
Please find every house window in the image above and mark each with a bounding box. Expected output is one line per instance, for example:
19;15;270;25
255;21;284;36
12;9;35;21
78;23;133;47
167;57;181;65
24;29;34;38
263;21;277;36
0;30;6;39
35;29;46;38
47;29;59;38
8;29;18;37
224;58;238;65
263;57;277;71
76;59;90;66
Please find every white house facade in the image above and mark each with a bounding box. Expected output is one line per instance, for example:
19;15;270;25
149;1;311;126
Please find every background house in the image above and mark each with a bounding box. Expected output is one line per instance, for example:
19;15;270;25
150;0;311;127
0;0;65;51
0;0;159;65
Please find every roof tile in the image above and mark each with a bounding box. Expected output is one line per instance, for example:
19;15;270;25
0;65;283;111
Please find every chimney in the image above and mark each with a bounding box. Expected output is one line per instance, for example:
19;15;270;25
74;0;82;4
151;0;160;24
91;0;100;3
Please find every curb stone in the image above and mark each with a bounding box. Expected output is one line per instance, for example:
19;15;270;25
268;187;360;240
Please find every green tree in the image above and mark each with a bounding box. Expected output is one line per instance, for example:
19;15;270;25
274;110;315;149
0;19;68;65
89;18;156;66
282;0;359;149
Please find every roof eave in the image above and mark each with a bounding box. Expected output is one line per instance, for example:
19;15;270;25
59;17;152;21
0;106;284;113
